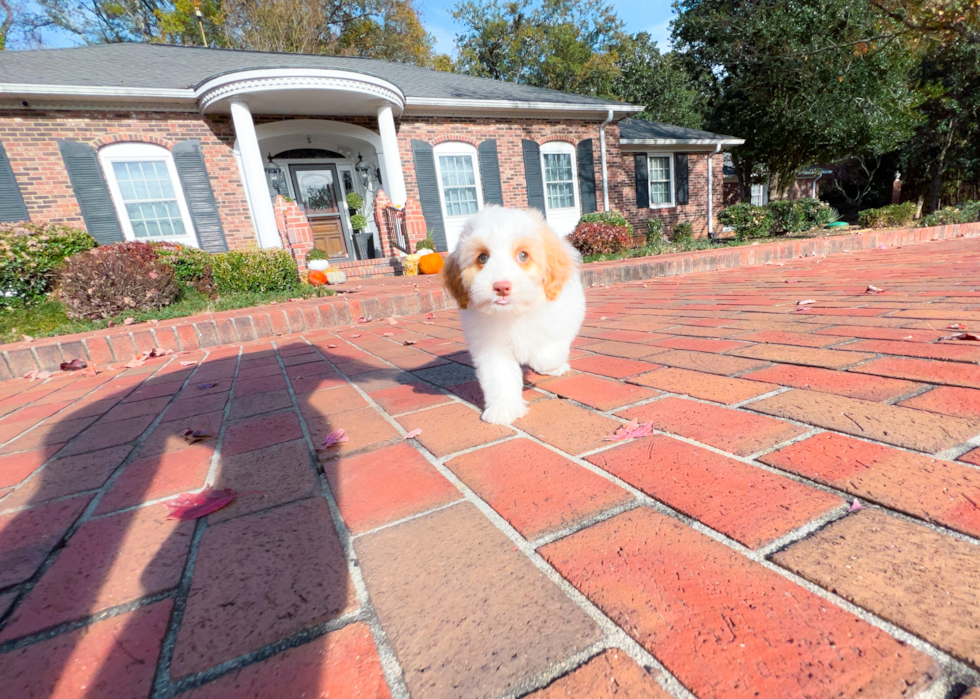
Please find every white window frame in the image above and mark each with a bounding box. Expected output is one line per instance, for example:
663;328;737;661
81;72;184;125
433;141;483;251
99;142;198;247
539;141;579;213
647;153;675;209
750;183;769;206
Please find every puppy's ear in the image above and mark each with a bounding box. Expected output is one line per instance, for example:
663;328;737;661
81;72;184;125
440;252;469;309
540;226;576;302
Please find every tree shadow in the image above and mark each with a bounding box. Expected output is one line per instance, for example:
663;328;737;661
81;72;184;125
0;332;426;698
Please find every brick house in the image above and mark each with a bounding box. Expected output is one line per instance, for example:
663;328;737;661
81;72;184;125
0;44;743;274
721;153;827;207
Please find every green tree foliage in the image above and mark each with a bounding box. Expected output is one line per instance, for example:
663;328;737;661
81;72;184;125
673;0;921;199
865;0;980;46
451;0;626;97
612;31;707;129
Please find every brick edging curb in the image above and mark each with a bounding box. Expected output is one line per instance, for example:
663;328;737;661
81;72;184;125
3;222;978;379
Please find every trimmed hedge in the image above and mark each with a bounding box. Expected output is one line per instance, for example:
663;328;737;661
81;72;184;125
0;222;96;305
578;211;634;236
567;222;634;256
718;203;773;240
857;202;916;229
210;249;300;293
918;200;980;227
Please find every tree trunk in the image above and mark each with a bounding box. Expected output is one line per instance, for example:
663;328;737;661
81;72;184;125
915;193;925;219
735;162;752;203
930;167;943;213
0;0;13;50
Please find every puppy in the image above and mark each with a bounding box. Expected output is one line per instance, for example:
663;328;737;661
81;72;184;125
440;206;585;425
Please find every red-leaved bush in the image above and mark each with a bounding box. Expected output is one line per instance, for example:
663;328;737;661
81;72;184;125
57;242;180;319
567;222;635;256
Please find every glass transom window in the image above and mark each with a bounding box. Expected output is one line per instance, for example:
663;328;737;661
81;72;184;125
111;161;187;238
543;153;575;209
649;156;673;206
438;155;479;217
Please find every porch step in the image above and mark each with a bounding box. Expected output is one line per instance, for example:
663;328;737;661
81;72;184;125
331;256;404;279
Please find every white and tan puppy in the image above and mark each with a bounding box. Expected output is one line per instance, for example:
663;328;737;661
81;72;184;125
440;206;585;425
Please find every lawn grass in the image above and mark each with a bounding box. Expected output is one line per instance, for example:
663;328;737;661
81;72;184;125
582;236;743;263
0;286;334;344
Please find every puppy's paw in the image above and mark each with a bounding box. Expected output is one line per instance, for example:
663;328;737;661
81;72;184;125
481;400;528;426
538;362;570;377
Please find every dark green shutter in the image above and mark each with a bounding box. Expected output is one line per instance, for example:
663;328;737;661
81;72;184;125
0;140;29;223
522;140;545;212
675;154;689;205
58;140;123;245
172;139;228;253
576;139;597;214
411;140;447;251
477;139;503;206
634;154;649;209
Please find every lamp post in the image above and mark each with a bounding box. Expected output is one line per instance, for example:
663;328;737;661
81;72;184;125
264;153;288;199
355;153;372;189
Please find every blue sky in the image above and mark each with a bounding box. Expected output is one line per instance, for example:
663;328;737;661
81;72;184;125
423;0;676;56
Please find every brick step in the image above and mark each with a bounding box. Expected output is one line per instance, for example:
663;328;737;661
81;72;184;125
331;256;403;279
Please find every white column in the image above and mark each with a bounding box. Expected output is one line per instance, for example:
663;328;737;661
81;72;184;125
230;100;281;249
377;104;407;207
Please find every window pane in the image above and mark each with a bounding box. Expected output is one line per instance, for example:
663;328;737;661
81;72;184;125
547;182;575;209
751;184;765;206
543;153;573;183
648;156;673;205
113;158;187;239
439;154;479;217
650;182;672;205
649;156;671;181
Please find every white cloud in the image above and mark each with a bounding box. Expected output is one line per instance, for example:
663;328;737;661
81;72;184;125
646;16;674;50
429;24;457;56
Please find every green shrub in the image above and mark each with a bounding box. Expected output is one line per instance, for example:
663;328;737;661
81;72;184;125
57;243;179;319
210;250;300;293
154;243;216;297
578;211;634;236
645;218;664;244
350;213;368;231
305;247;328;262
718;203;773;240
766;198;839;235
568;222;634;256
0;222;96;305
416;237;436;252
672;221;695;242
346;192;364;210
857;202;915;229
918;200;980;227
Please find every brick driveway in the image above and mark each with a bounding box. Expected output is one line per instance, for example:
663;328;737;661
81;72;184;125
1;236;980;698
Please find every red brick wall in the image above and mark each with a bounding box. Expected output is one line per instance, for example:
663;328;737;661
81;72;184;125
0;110;257;251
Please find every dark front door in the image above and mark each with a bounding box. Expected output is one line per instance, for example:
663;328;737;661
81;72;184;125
289;163;349;259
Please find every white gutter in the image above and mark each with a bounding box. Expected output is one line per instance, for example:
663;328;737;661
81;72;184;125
405;96;643;115
0;83;195;100
707;144;720;238
599;109;613;211
622;138;745;146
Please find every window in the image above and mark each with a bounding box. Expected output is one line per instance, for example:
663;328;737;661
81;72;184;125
751;184;768;206
434;142;483;220
648;155;674;207
99;143;196;245
539;142;580;236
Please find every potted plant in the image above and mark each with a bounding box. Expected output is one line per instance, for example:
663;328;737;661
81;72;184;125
305;247;330;272
346;192;374;259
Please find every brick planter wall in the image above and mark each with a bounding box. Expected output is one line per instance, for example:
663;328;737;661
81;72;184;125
2;222;977;380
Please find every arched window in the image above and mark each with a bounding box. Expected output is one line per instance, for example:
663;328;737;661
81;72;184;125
99;143;197;246
433;141;484;250
539;141;580;236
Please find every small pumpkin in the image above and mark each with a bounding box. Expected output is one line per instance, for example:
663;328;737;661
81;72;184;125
308;269;328;286
418;252;444;275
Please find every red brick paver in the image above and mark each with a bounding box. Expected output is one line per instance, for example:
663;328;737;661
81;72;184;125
1;234;979;698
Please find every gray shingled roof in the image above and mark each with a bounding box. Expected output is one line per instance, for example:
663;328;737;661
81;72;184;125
620;118;740;143
0;43;634;107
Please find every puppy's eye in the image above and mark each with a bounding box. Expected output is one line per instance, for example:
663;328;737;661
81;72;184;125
517;251;529;263
478;253;489;264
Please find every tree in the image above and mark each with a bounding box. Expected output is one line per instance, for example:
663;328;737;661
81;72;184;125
155;0;225;46
673;0;921;200
452;0;627;97
866;0;980;45
612;32;707;129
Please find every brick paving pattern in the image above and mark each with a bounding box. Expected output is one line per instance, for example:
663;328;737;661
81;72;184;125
0;236;979;698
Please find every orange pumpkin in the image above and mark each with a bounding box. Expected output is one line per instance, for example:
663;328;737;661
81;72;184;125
308;269;328;286
418;252;444;275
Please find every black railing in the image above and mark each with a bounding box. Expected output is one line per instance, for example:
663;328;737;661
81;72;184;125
384;206;410;253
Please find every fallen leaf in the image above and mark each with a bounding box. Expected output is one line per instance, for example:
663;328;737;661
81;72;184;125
877;244;887;250
107;320;115;328
351;334;361;338
179;361;197;367
150;319;160;324
356;285;364;290
427;313;435;319
322;428;348;447
150;347;174;357
404;340;416;345
59;358;87;371
785;280;797;284
197;382;217;389
383;332;394;337
776;262;784;266
600;316;608;320
357;316;372;324
849;499;863;513
866;285;884;294
423;321;434;325
605;419;653;441
21;334;33;342
944;332;980;341
23;369;38;381
797;299;816;305
180;428;213;444
288;298;302;303
404;428;422;439
123;317;135;326
947;323;967;330
81;366;99;377
124;357;146;369
327;344;338;348
165;487;236;520
387;317;399;325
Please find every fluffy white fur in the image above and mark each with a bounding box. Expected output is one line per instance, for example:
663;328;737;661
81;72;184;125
440;206;585;425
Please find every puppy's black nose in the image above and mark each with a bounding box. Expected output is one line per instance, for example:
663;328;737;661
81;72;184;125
493;281;512;297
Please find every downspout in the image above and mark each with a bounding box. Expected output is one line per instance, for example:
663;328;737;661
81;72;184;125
707;144;720;239
599;109;613;211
